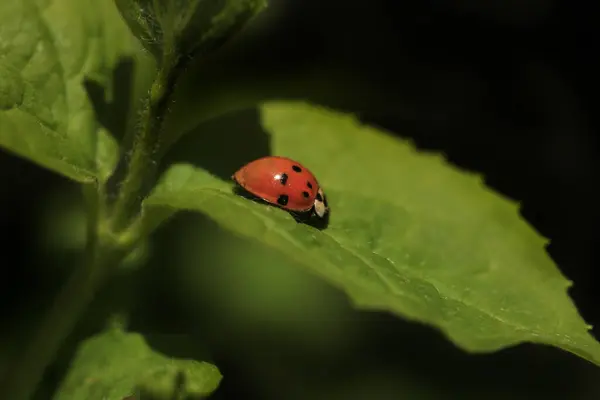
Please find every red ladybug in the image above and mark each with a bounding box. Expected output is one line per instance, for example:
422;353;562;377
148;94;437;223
232;156;329;219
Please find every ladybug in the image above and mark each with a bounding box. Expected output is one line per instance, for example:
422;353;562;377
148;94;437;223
232;156;329;220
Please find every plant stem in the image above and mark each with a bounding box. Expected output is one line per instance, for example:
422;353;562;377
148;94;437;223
1;256;107;400
0;55;186;400
110;55;183;232
0;186;124;400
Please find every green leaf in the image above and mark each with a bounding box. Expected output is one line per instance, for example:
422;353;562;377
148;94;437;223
115;0;267;63
54;329;221;400
0;0;139;183
143;100;600;366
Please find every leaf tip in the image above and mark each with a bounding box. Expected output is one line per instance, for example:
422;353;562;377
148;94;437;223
564;279;574;289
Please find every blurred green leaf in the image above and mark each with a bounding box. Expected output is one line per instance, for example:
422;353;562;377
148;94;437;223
143;100;600;366
173;216;362;352
0;0;139;183
54;329;221;400
114;0;267;62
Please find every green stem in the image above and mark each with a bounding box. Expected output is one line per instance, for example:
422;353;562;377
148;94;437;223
110;55;183;232
0;254;108;400
0;186;124;400
0;50;187;400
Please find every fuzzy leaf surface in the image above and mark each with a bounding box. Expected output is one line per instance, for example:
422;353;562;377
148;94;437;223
0;0;137;182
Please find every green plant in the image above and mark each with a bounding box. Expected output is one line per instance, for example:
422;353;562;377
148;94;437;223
0;0;599;399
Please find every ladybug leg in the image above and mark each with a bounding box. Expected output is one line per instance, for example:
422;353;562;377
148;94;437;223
290;208;330;230
307;209;330;230
289;210;312;224
232;185;271;206
232;185;252;199
233;184;330;230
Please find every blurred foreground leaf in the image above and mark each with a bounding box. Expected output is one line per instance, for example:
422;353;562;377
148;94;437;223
143;100;600;366
54;329;221;400
0;0;137;182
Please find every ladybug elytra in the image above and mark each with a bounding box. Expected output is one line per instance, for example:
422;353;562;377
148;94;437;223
232;156;329;219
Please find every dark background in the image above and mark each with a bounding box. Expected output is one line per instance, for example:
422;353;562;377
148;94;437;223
1;0;599;399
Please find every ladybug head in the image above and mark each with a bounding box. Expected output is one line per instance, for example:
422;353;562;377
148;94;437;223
313;188;329;218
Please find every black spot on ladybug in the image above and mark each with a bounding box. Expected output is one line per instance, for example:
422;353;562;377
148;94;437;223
302;191;310;198
323;194;328;207
306;181;313;189
292;165;302;173
277;194;289;206
316;192;323;202
279;173;288;185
